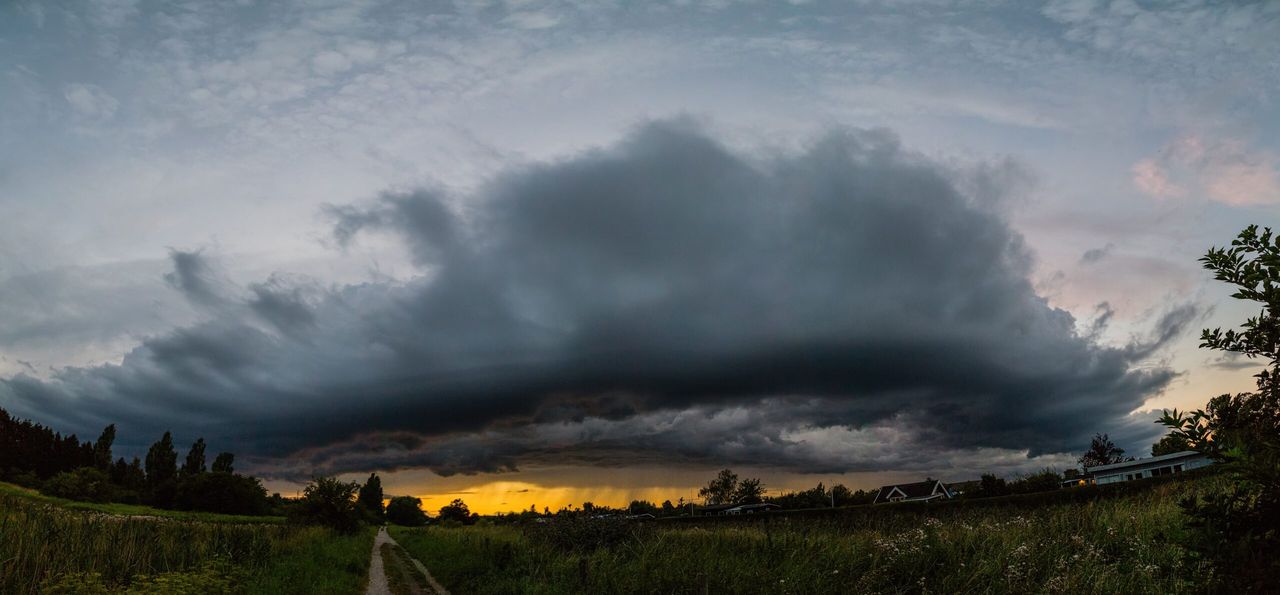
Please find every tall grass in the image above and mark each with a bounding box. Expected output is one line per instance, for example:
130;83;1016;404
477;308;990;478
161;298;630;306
0;489;373;594
393;478;1218;594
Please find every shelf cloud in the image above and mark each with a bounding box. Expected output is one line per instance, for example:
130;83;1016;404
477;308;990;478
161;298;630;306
0;121;1190;477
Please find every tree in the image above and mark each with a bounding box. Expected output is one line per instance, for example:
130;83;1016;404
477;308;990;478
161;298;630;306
357;473;385;521
1157;224;1280;589
1078;433;1128;468
1151;432;1191;457
386;496;429;526
181;438;207;476
660;500;676;516
174;472;270;515
289;476;362;533
439;498;473;524
92;424;115;470
211;452;234;474
733;477;765;504
698;469;739;505
144;432;178;486
974;474;1009;498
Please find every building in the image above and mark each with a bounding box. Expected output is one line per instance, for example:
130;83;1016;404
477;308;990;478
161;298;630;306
872;479;954;504
724;503;780;515
1088;450;1213;485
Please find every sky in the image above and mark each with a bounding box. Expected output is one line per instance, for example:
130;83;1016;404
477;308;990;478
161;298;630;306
1;0;1278;514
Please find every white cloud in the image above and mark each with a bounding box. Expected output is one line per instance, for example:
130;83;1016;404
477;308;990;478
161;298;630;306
63;84;119;119
504;11;561;29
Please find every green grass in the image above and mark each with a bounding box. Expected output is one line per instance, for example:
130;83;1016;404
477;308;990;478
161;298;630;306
392;475;1221;594
244;526;375;595
0;483;374;594
0;481;284;524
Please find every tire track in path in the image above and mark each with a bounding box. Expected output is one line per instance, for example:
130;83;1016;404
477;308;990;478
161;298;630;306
366;527;449;595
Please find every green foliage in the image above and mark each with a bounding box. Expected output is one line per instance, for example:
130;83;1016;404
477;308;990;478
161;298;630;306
1;483;371;594
1152;432;1191;456
1156;224;1280;591
41;467;116;503
288;476;363;534
525;516;637;553
386;495;429;526
92;424;115;471
144;432;177;487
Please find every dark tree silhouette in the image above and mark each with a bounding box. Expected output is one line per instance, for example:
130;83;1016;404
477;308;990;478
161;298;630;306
144;432;178;486
182;438;207;476
438;498;473;524
211;452;235;474
290;476;362;533
357;472;385;520
733;477;765;504
386;495;428;526
92;424;115;471
1078;433;1128;468
698;469;739;505
1151;432;1190;457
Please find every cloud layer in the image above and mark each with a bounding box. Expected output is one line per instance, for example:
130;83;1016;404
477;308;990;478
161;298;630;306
1;122;1185;477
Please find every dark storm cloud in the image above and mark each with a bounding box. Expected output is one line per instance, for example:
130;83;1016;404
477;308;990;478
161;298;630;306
0;122;1187;475
1080;243;1115;265
163;249;228;308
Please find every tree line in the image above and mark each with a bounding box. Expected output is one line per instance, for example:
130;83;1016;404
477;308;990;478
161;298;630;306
0;411;274;515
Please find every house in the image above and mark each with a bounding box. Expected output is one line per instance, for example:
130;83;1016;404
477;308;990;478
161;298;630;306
1088;450;1213;485
724;503;780;515
873;479;954;504
693;503;740;516
1060;475;1094;488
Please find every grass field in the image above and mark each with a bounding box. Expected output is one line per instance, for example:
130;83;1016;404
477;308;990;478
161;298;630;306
391;474;1220;594
0;481;285;524
0;481;373;594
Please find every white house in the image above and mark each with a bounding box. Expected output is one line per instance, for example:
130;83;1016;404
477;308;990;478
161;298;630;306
1088;450;1214;485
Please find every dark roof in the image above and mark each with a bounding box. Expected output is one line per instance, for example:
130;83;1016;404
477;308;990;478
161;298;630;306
874;480;949;503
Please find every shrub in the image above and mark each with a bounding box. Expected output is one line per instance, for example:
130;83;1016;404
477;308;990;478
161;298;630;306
173;472;270;515
41;467;115;503
288;476;363;533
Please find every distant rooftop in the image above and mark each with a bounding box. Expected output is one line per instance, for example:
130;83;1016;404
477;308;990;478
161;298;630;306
1088;450;1207;473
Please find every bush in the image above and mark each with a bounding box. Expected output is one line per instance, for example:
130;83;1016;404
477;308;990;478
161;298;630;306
386;496;429;527
173;472;271;516
41;468;115;503
288;476;363;533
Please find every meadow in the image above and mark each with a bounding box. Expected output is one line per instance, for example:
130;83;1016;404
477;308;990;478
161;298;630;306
0;482;374;594
391;473;1219;594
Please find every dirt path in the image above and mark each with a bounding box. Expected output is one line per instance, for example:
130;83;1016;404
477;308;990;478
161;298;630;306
365;526;449;595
